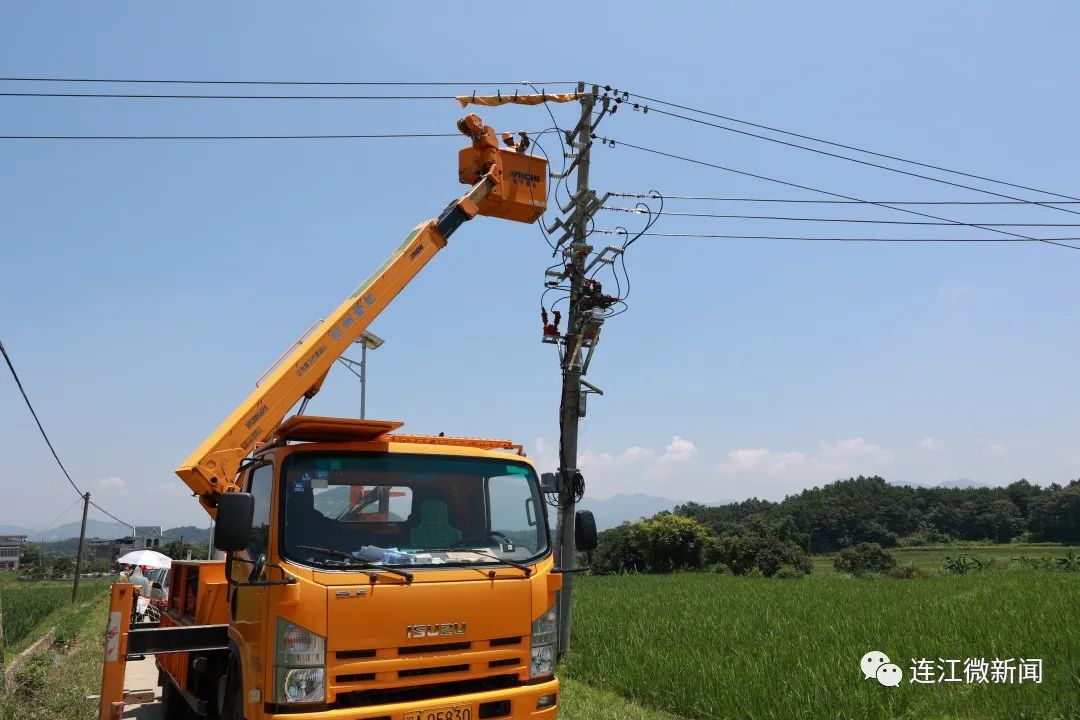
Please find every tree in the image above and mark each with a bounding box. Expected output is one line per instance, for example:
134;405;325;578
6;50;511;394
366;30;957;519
1028;485;1080;542
50;555;75;578
591;515;711;574
161;538;209;561
833;542;896;576
19;542;44;568
709;515;811;577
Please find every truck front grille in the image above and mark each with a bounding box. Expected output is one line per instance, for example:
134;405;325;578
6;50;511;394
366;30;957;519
336;674;519;709
331;637;527;698
398;641;471;655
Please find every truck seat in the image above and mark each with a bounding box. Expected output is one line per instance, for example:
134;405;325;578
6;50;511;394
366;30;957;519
408;500;462;548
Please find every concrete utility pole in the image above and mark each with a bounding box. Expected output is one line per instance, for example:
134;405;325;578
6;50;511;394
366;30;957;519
72;491;90;603
555;83;597;657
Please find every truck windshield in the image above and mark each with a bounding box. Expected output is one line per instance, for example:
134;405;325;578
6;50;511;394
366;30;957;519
279;452;549;569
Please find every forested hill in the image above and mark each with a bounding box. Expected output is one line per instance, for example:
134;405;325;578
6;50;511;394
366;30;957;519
676;476;1080;552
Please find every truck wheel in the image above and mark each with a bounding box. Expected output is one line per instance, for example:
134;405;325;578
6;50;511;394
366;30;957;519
218;653;245;720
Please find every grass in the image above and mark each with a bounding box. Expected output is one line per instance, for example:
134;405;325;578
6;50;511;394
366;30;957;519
3;551;1074;720
0;592;109;720
1;579;111;660
561;678;686;719
810;543;1074;573
566;558;1080;720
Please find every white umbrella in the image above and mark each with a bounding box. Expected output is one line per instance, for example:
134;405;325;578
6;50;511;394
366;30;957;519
116;550;172;569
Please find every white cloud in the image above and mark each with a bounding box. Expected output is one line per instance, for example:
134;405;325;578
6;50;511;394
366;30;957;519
98;476;125;489
532;435;893;503
821;437;892;463
655;436;698;466
533;435;702;499
725;448;808;473
918;437;939;451
717;437;892;498
985;443;1007;458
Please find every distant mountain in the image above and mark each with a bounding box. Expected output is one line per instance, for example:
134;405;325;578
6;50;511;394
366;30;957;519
162;526;212;544
0;525;34;536
39;519;132;542
578;493;686;530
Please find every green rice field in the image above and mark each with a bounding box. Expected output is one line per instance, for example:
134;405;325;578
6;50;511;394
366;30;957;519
1;578;111;659
566;548;1080;720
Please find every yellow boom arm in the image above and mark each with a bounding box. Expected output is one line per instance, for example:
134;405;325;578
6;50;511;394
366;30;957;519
177;115;546;514
176;192;475;512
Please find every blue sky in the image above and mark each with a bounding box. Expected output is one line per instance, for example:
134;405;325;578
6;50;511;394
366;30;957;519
3;2;1080;530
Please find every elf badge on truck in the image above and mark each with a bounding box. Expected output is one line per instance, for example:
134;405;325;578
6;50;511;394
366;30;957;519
98;107;597;720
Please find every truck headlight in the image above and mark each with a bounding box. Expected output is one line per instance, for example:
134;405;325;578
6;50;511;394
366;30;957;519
274;619;325;703
275;667;326;703
530;645;555;679
530;602;557;679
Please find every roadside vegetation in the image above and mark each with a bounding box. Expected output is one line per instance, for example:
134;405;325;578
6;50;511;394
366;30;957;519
0;590;109;720
1;576;111;659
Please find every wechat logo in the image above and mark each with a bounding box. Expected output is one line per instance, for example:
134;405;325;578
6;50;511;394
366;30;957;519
862;651;903;687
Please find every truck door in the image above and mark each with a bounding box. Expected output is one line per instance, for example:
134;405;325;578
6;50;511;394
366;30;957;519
230;463;274;700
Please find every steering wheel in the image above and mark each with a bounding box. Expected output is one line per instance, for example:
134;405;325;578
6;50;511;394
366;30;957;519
452;531;509;549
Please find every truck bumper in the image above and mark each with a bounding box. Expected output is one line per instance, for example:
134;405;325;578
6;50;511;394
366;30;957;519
263;678;559;719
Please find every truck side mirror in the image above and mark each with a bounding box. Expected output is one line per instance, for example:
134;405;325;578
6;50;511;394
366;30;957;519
215;493;254;552
575;510;598;552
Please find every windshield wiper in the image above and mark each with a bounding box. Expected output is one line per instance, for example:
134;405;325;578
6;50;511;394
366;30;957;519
434;549;532;577
292;544;414;582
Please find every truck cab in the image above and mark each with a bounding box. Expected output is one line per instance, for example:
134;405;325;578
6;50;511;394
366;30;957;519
200;416;582;719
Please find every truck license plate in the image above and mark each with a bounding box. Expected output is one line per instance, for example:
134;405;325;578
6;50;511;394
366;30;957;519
404;705;471;720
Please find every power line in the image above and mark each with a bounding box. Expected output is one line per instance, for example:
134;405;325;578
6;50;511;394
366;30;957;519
601;207;1080;227
593;229;1080;243
611;193;1080;206
613;87;1080;207
0;91;458;100
630;104;1080;220
0;338;135;529
88;500;134;532
1;338;83;495
0;76;581;87
0;132;467;141
29;496;85;542
596;137;1080;252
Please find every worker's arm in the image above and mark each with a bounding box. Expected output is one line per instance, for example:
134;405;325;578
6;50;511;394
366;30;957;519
176;176;495;514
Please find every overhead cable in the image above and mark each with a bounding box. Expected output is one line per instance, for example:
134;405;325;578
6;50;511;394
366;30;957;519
596;137;1080;252
89;500;135;530
1;338;135;529
613;87;1080;207
610;193;1080;206
0;91;458;100
0;77;580;87
601;207;1080;227
0;132;468;141
630;104;1080;219
592;229;1080;244
1;339;83;495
